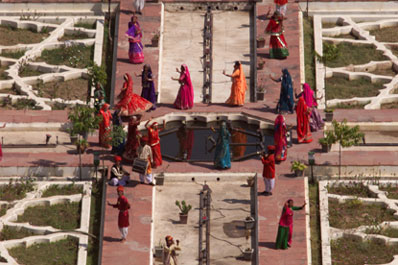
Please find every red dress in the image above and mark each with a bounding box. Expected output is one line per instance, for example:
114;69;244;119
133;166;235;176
265;17;289;59
296;97;313;143
98;106;112;148
115;195;130;228
261;154;275;179
148;126;162;167
123;121;140;161
115;73;152;114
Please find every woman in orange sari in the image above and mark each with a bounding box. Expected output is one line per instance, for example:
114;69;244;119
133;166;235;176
115;73;152;116
223;61;247;106
98;103;112;148
296;96;312;143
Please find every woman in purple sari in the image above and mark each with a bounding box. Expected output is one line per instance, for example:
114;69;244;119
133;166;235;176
137;64;156;110
302;83;324;132
125;16;144;64
171;64;194;110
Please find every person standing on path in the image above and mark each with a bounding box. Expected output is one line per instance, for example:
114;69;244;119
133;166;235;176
171;64;194;110
137;136;154;185
107;186;131;242
274;114;288;162
134;0;145;15
146;118;165;168
265;11;289;59
260;145;275;195
126;16;144;64
275;199;306;249
271;69;294;114
98;103;112;148
163;235;181;265
296;96;313;143
136;64;157;110
223;61;247;106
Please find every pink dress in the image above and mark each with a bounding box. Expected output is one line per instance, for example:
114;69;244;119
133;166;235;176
174;64;194;110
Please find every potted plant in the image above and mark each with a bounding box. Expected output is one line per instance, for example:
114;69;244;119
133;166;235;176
243;248;254;261
154;240;163;259
325;108;334;122
318;130;336;152
291;161;307;177
175;200;192;224
68;105;101;139
256;37;265;48
257;85;266;101
152;32;160;47
155;172;165;186
244;216;255;230
75;138;89;153
70;132;78;144
247;176;254;187
257;60;265;70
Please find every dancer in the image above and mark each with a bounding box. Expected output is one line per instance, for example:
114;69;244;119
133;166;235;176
136;64;156;110
123;115;141;161
107;186;131;242
146;118;165;168
98;103;112;148
265;11;289;59
212;121;231;169
115;73;152;116
260;145;275;196
171;64;194;110
126;16;144;64
296;96;313;143
223;61;247;106
271;69;294;114
275;199;306;249
0;123;6;162
109;156;130;186
301;83;324;132
274;114;287;162
137;136;154;185
163;235;181;265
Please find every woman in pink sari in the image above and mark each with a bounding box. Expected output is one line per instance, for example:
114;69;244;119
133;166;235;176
125;16;144;64
275;199;306;249
171;64;194;110
274;114;287;162
302;83;324;132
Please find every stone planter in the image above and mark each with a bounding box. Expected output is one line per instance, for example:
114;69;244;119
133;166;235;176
243;248;254;261
244;216;255;230
247;177;254;187
321;143;331;153
257;92;265;101
325;112;334;122
257;38;265;48
179;213;188;224
155;175;164;186
70;135;78;144
154;246;163;259
294;169;304;177
152;38;159;47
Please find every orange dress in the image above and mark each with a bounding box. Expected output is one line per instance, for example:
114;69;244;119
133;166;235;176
225;65;247;106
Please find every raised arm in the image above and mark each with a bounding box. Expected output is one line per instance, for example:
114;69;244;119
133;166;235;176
145;118;152;129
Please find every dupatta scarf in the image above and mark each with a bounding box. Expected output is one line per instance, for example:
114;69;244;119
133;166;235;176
303;83;316;108
116;74;133;110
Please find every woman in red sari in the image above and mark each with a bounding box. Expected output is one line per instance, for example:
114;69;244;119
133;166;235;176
274;114;287;162
265;11;289;59
296;96;313;143
115;73;152;116
123;115;141;162
146;119;165;168
98;103;112;148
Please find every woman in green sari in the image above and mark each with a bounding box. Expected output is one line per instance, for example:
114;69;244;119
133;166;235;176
275;199;306;249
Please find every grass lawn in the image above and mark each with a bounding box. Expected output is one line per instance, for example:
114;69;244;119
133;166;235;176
325;76;386;100
36;45;93;68
309;182;321;265
331;236;398;265
391;46;398;57
327;182;376;197
46;101;69;110
0;205;10;217
370;26;398;43
371;67;397;77
32;78;90;101
328;199;397;229
0;65;10;80
74;21;96;30
303;17;316;90
0;25;48;46
324;42;388;68
6;99;43;110
9;237;78;265
322;22;339;29
86;180;103;265
42;184;83;197
0;180;34;202
0;50;25;59
59;31;90;41
366;226;398;238
19;67;42;78
333;33;358;40
334;101;369;109
381;102;398;109
17;202;81;230
379;184;398;199
0;226;35;241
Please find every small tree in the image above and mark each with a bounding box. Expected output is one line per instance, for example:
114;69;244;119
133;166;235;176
330;119;364;178
87;63;107;88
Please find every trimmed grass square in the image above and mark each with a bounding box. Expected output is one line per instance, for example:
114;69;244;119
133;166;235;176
8;237;78;265
16;202;81;230
0;65;10;80
325;76;386;100
324;42;388;68
327;182;376;197
42;184;83;197
304;17;315;90
0;25;48;46
74;22;96;30
309;183;321;265
19;67;42;78
0;226;35;241
32;78;90;101
379;184;398;199
0;180;34;202
59;31;90;41
0;50;25;59
370;26;398;43
35;45;93;68
381;102;398;109
334;101;369;109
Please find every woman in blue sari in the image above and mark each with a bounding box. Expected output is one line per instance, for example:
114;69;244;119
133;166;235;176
212;121;231;169
271;68;294;114
137;64;156;110
125;16;144;64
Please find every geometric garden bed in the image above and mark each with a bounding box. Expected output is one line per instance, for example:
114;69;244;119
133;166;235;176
319;180;398;265
0;180;91;265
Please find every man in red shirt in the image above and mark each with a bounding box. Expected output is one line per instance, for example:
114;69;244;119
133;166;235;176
260;145;276;196
107;186;131;242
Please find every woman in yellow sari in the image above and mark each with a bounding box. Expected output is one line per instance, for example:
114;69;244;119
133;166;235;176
223;61;247;106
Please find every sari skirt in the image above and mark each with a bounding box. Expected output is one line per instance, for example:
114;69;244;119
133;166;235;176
275;225;289;249
174;84;193;110
269;35;289;59
129;41;144;64
214;141;231;169
151;143;162;167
